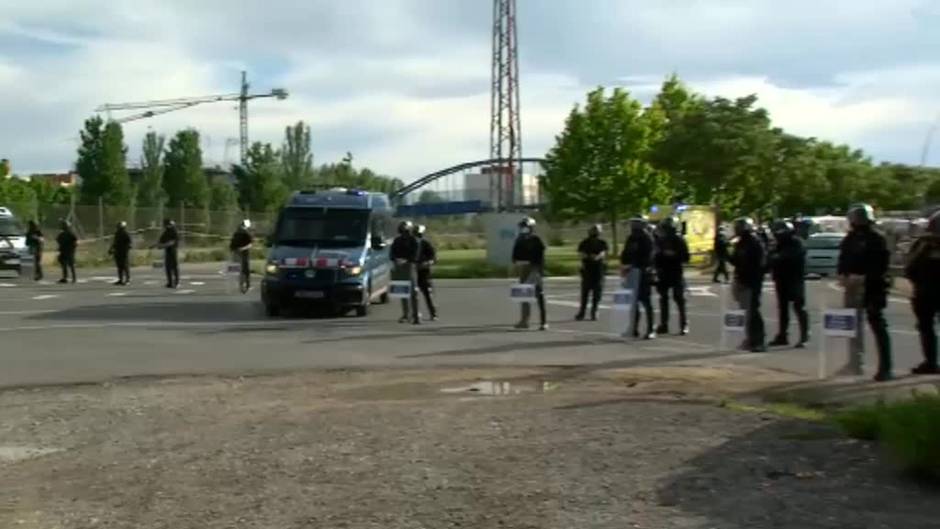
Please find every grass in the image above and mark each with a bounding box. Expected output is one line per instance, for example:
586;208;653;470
834;394;940;480
719;399;828;422
434;246;623;279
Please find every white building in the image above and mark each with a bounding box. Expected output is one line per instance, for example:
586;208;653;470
463;168;540;207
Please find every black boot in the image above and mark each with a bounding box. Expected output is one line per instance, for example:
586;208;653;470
769;335;788;347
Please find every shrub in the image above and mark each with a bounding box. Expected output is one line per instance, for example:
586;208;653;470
836;394;940;480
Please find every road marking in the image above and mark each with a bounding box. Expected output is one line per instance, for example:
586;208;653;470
76;279;89;284
31;295;59;300
90;276;113;282
174;289;196;295
0;309;56;315
189;281;205;286
687;286;718;297
143;280;159;286
0;283;17;288
107;292;128;297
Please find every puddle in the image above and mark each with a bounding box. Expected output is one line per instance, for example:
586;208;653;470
441;380;557;396
0;445;62;463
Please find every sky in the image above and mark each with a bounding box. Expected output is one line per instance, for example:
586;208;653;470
3;0;940;182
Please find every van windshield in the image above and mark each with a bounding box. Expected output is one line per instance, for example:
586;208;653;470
275;208;368;247
0;216;23;237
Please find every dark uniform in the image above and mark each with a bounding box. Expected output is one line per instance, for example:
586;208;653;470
229;227;254;288
837;204;892;380
390;223;420;324
712;230;730;283
56;223;77;284
575;226;608;321
158;222;180;288
25;221;43;281
512;219;547;330
730;220;766;352
905;225;940;374
768;223;808;347
655;223;690;335
621;222;656;339
110;224;132;285
414;226;438;321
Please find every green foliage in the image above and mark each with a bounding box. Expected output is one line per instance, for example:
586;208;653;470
542;87;667;253
76;117;131;205
836;395;940;480
927;177;940;206
281;121;314;191
314;161;404;194
163;129;208;208
209;176;239;211
235;142;288;212
137;132;166;207
0;158;10;178
0;177;38;219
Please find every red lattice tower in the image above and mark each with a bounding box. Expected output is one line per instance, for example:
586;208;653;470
490;0;522;210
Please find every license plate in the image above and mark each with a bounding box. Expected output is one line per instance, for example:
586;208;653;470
294;290;324;299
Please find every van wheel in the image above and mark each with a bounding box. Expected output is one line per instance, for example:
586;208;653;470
265;303;281;317
355;303;369;317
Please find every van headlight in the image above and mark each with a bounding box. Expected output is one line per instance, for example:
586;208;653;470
265;263;279;275
346;265;363;276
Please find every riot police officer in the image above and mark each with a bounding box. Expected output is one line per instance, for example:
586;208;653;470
837;203;892;381
654;216;690;335
157;219;180;289
25;220;44;281
575;224;608;321
712;227;730;284
730;217;766;352
904;210;940;375
56;219;77;284
512;217;547;330
413;224;438;321
109;221;133;286
390;220;420;324
621;217;656;339
768;220;809;348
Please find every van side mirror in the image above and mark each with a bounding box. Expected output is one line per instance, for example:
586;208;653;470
371;236;386;251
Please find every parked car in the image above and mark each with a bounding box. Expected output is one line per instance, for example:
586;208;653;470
804;232;845;277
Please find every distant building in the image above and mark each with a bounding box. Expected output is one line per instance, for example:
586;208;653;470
31;172;79;187
463;166;540;207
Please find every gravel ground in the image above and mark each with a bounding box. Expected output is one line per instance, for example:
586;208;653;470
0;368;937;529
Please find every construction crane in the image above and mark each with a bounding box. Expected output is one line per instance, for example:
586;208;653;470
95;71;288;166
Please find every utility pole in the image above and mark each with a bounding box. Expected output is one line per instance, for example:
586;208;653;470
239;71;250;167
490;0;522;211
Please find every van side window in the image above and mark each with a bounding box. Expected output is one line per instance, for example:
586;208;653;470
370;210;393;242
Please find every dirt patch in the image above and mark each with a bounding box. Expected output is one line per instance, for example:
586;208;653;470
0;368;936;528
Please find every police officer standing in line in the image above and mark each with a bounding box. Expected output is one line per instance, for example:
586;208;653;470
768;220;809;348
905;210;940;375
621;217;656;339
56;219;77;284
390;220;420;324
157;219;180;289
25;220;44;281
512;217;548;331
730;217;767;352
712;227;730;284
837;203;893;381
413;224;438;321
654;216;690;335
575;224;608;321
109;221;132;286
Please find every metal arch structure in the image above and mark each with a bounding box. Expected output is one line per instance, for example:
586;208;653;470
389;157;545;202
490;0;523;211
95;71;288;166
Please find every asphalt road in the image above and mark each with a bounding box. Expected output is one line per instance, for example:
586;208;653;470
0;266;924;388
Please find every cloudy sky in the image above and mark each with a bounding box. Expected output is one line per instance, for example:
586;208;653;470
3;0;940;181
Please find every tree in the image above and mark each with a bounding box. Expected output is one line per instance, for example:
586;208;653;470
926;177;940;207
542;87;666;252
137;132;166;207
281;121;314;191
0;159;10;179
234;142;288;212
209;177;239;211
163;129;208;208
76;117;131;205
417;190;444;203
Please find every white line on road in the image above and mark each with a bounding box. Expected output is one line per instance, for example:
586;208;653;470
143;280;159;286
107;292;128;297
0;283;16;288
174;289;196;295
0;309;56;315
189;281;206;286
31;295;59;300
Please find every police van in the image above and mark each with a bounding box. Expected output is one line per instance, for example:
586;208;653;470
0;207;27;274
260;189;394;317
